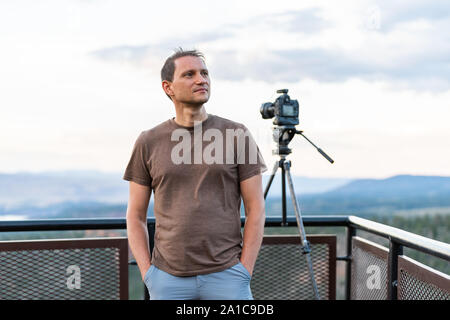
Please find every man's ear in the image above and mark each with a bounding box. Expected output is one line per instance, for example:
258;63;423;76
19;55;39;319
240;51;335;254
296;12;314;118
162;80;173;97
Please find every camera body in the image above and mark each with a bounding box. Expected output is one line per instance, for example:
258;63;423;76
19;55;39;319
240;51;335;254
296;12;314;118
260;89;299;126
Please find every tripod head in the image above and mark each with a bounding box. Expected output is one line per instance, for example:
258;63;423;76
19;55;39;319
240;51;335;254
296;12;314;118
272;125;297;156
271;126;334;163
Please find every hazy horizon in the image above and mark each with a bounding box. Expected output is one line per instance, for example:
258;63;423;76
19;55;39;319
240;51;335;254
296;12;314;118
2;168;450;180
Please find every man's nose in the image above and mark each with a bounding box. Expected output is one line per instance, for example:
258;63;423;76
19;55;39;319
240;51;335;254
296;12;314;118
195;73;208;84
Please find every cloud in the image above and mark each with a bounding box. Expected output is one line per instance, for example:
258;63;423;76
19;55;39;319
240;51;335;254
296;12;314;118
243;7;330;34
377;0;450;32
91;44;155;62
209;48;365;82
89;30;234;61
89;7;328;66
89;3;450;91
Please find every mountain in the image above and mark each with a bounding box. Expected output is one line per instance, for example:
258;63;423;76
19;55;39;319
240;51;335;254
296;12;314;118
262;175;351;196
324;175;450;198
0;170;129;209
266;175;450;217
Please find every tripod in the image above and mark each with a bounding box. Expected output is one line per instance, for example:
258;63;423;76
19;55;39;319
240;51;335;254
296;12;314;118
263;126;334;300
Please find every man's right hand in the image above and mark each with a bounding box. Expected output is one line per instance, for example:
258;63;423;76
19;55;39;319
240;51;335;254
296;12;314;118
141;263;152;281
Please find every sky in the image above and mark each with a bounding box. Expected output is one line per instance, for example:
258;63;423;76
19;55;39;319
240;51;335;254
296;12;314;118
1;0;449;179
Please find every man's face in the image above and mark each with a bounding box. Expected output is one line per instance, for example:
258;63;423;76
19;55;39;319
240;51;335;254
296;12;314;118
164;56;211;105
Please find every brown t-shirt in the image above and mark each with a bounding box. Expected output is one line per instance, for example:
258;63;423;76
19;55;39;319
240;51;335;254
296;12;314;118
123;114;267;276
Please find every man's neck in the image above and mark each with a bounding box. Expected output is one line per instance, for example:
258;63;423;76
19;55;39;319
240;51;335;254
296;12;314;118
173;104;208;127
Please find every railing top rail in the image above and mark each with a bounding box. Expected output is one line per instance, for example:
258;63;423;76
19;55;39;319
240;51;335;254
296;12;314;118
0;215;350;232
265;215;349;226
348;215;450;261
0;217;128;232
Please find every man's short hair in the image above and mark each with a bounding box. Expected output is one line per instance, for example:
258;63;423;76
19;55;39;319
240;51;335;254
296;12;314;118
161;48;205;82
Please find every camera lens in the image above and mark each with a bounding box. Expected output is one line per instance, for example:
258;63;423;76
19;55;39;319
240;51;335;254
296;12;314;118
260;102;275;119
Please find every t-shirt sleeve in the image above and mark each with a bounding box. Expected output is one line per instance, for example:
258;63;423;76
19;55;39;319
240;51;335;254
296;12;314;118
123;131;153;187
237;126;268;182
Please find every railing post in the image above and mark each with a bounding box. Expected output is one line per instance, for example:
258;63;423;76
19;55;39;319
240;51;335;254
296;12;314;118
345;226;356;300
387;239;403;300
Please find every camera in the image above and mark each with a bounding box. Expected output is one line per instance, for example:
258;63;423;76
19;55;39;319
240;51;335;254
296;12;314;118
260;89;299;126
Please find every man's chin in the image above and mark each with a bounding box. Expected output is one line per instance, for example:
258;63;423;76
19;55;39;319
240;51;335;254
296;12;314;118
199;97;209;104
185;97;210;106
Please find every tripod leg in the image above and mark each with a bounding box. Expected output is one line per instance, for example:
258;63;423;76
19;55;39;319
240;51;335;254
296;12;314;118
281;160;287;226
264;161;279;199
284;161;321;300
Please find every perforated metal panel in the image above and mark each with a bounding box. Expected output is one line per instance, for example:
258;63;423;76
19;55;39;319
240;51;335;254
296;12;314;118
351;237;388;300
0;238;128;300
398;255;450;300
251;235;336;300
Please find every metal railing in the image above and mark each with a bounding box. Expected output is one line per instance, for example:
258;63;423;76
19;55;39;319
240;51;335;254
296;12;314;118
1;215;449;300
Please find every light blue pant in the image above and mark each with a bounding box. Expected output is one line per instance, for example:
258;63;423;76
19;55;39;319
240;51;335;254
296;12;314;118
143;262;254;300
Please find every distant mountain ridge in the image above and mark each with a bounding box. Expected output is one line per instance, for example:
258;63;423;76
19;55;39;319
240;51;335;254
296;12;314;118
0;170;128;208
324;175;450;197
294;174;450;215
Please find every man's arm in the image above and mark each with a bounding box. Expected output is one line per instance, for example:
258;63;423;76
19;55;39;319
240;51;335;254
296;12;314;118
126;181;152;280
240;174;266;276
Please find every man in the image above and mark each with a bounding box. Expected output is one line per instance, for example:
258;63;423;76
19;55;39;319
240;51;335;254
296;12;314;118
124;48;267;300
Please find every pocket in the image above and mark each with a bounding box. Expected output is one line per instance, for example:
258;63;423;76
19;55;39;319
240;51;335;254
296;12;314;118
236;262;252;280
143;265;155;284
